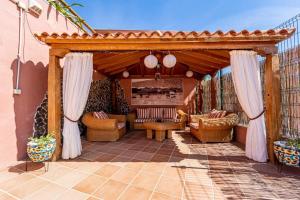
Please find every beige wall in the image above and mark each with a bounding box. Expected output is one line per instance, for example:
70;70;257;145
0;0;80;167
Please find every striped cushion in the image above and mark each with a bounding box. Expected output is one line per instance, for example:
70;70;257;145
134;118;156;123
150;108;163;119
162;118;181;123
163;108;177;119
137;108;150;119
208;110;226;118
93;111;109;119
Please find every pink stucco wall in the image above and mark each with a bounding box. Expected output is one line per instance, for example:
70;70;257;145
0;0;80;168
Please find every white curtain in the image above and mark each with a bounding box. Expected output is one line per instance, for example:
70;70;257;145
230;50;267;162
62;53;93;159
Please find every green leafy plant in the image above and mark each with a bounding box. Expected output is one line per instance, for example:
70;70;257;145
47;0;85;31
286;138;300;149
28;132;56;146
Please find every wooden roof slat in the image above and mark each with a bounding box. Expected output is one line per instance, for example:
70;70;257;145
174;52;220;69
182;51;230;66
94;51;145;68
103;54;147;73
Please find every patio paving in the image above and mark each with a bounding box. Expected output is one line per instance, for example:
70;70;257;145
0;130;299;200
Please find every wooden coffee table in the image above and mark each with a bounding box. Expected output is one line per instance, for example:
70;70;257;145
143;122;179;142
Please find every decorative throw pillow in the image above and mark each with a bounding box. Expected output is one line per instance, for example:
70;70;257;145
93;111;109;119
208;109;218;118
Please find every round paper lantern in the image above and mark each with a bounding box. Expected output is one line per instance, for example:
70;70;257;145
122;71;129;78
186;70;193;78
144;54;158;69
163;54;177;68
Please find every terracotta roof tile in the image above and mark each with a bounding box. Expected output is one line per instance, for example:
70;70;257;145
35;29;295;43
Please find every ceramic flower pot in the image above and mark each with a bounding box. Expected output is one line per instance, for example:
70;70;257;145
27;138;56;162
274;141;300;167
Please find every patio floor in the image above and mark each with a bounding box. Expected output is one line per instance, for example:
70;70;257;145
0;130;299;200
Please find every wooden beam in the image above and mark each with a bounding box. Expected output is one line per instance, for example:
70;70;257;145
265;54;281;163
51;41;277;51
48;53;62;161
174;52;220;69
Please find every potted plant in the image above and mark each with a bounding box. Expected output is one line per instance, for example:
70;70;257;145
274;138;300;167
27;133;56;162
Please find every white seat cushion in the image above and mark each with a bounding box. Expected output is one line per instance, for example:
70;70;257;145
118;122;126;129
190;122;199;129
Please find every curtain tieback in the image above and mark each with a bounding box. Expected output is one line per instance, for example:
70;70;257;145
64;115;78;123
249;108;265;121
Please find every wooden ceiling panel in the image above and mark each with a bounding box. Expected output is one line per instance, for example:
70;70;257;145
174;52;220;69
180;51;230;66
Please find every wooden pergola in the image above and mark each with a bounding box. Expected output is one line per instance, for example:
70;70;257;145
35;29;294;162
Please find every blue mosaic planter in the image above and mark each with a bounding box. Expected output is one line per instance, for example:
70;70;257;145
274;141;300;167
27;138;56;162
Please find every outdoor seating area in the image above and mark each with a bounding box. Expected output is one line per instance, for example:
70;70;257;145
0;130;299;200
2;1;300;199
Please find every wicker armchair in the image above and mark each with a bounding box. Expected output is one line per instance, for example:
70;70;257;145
82;112;126;142
189;113;239;143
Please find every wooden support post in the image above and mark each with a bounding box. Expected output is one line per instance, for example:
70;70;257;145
48;48;69;161
48;54;62;161
265;54;281;163
210;73;217;110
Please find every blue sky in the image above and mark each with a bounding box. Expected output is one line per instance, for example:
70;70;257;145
67;0;300;31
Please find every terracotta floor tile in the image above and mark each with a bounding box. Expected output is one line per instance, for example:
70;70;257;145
155;176;184;198
132;171;160;191
94;164;121;178
142;162;166;175
0;192;16;200
95;153;117;162
143;147;158;153
151;154;170;162
56;189;89;200
134;152;154;161
93;179;127;199
80;151;102;161
8;177;50;199
120;150;139;158
183;181;215;200
110;168;139;184
40;166;72;181
151;192;179;200
0;173;35;191
124;161;146;171
119;186;152;200
54;170;89;188
73;174;107;194
75;161;103;174
163;166;186;180
23;183;67;200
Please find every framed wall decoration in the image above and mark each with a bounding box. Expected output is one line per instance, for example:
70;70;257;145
131;79;184;105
